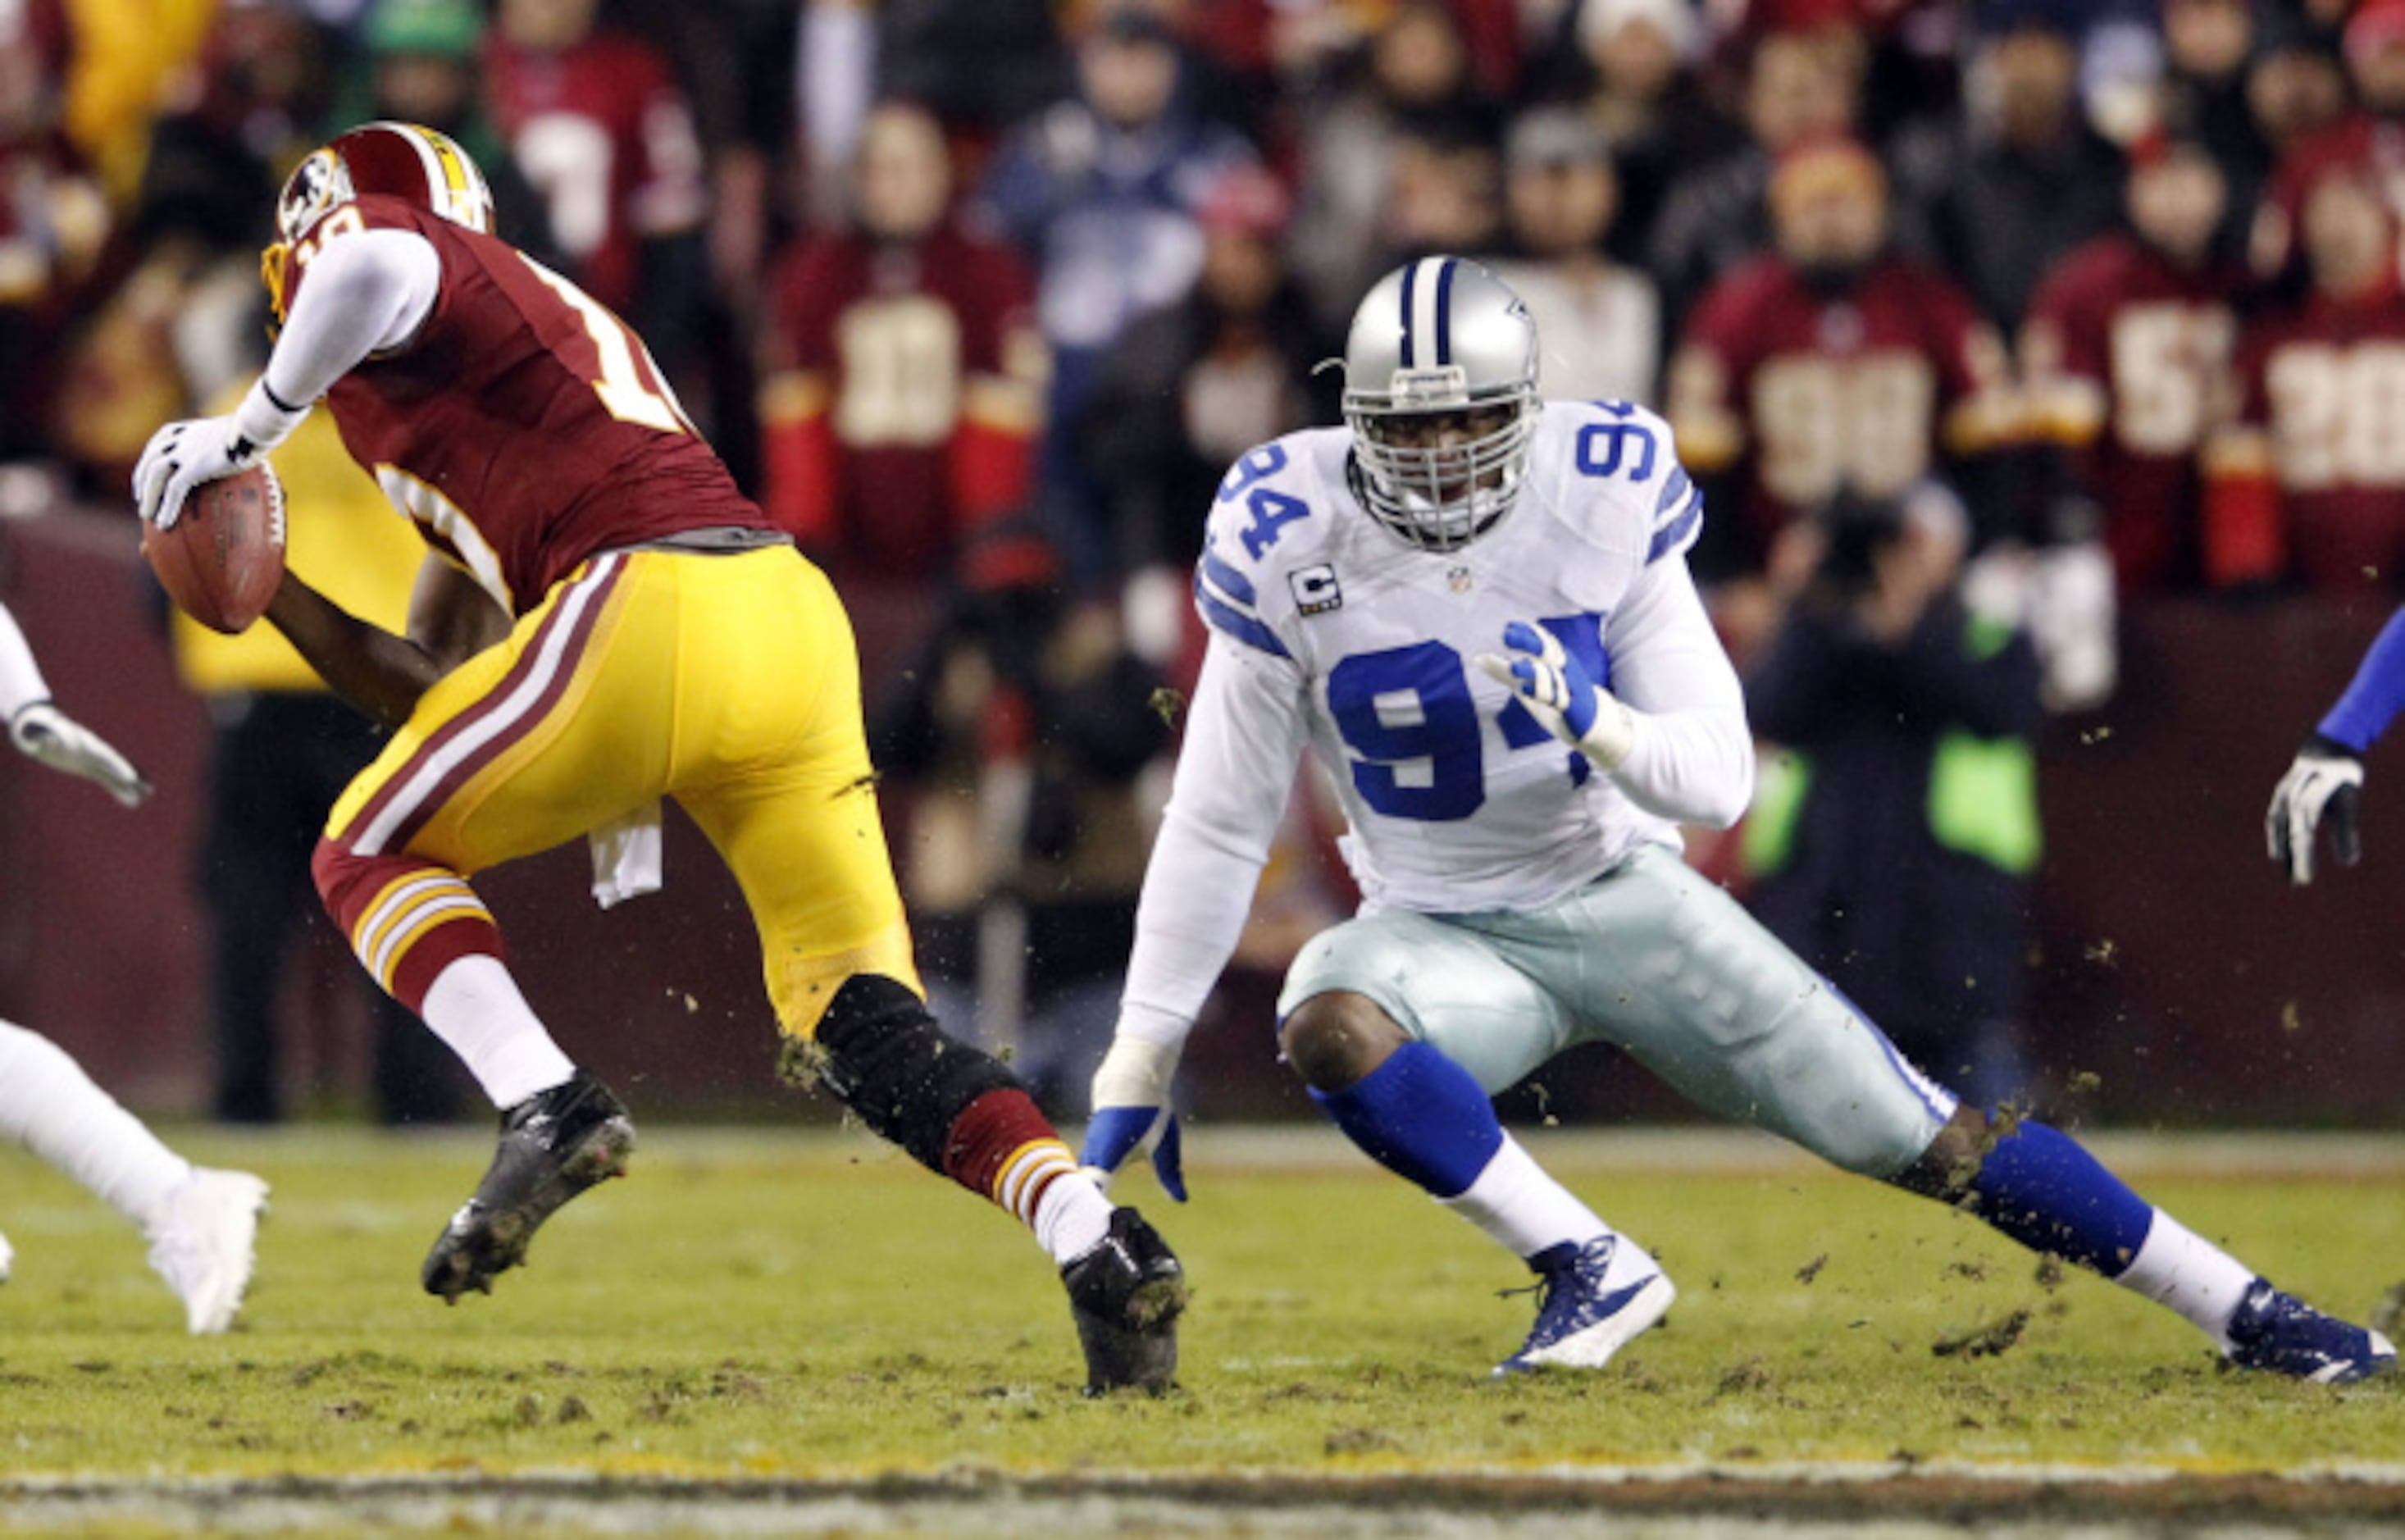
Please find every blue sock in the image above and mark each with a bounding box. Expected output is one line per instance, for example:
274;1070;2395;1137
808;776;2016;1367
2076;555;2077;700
1310;1041;1502;1199
1965;1119;2154;1278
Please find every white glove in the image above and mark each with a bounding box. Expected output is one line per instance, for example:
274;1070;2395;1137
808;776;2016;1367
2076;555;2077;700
1079;1033;1187;1201
133;380;309;531
1473;620;1637;768
2267;736;2365;886
10;701;152;807
133;416;266;531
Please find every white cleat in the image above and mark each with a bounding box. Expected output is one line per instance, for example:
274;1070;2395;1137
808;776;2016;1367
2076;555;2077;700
1494;1237;1678;1376
0;1228;11;1283
147;1169;268;1334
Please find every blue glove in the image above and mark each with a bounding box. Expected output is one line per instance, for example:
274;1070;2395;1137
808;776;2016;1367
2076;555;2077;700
1080;1036;1188;1202
1473;620;1636;767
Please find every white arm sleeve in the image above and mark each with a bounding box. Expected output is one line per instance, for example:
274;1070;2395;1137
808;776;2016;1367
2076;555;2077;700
1607;555;1755;829
1116;632;1314;1049
0;601;51;718
230;227;442;453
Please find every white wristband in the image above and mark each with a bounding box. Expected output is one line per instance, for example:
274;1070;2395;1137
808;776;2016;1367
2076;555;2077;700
1091;1033;1182;1109
231;377;311;455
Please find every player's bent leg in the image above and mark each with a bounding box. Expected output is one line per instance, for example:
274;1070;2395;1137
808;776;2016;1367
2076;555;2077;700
1283;994;1673;1378
0;1022;268;1332
1893;1105;2396;1383
811;973;1185;1394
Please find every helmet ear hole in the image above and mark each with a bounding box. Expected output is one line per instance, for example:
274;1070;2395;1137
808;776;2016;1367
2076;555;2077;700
1341;257;1542;551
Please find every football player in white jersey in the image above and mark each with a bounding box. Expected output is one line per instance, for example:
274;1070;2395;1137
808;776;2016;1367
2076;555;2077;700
1081;256;2395;1382
0;600;267;1333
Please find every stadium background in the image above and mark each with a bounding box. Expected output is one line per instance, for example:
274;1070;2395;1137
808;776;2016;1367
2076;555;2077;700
3;0;2403;1128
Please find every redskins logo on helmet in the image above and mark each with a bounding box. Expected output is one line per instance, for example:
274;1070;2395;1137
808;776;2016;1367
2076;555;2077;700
262;121;495;322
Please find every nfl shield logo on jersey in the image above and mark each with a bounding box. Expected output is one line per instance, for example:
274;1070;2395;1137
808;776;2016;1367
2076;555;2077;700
1291;564;1343;616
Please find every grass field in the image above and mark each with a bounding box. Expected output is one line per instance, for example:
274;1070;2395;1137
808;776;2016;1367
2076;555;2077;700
0;1123;2399;1534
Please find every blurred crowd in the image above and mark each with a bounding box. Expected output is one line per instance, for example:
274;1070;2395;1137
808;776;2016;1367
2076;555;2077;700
3;0;2400;1115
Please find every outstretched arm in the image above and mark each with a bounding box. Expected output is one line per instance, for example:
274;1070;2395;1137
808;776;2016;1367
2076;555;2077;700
0;600;149;805
2269;604;2405;884
266;554;510;728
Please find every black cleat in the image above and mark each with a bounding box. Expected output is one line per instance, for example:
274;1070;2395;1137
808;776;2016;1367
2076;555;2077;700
1061;1206;1187;1396
421;1070;635;1303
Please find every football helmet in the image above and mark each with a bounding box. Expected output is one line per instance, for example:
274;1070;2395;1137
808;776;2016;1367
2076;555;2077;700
262;121;494;321
1341;256;1542;551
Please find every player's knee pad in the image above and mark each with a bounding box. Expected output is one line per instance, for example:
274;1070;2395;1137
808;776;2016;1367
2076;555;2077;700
808;973;1019;1173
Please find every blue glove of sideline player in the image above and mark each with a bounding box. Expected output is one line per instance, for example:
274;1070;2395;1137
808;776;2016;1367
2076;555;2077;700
2267;735;2365;886
1079;1034;1187;1202
1473;620;1637;769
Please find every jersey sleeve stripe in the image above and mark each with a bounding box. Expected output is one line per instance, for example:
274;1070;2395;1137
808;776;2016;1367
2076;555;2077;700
1192;573;1291;658
1653;464;1693;514
1200;544;1258;607
1647;494;1703;564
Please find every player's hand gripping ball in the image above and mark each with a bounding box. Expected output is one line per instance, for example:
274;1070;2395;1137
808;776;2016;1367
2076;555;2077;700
142;461;287;635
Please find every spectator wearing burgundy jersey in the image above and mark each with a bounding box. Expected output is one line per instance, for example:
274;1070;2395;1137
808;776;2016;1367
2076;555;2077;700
0;0;106;466
483;0;709;380
757;98;1047;631
2023;133;2248;593
2207;164;2405;594
1667;135;2022;604
2251;0;2405;283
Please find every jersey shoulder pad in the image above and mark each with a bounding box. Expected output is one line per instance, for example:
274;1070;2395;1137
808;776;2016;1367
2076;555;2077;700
1535;399;1703;567
1192;431;1340;662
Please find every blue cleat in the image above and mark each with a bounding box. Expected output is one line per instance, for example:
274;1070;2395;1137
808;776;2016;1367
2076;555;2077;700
2223;1278;2397;1383
1492;1237;1676;1378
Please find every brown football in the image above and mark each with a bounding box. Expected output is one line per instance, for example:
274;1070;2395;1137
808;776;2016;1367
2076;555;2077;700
143;462;287;635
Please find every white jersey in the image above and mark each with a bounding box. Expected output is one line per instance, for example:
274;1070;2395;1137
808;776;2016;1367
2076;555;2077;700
1115;399;1755;1047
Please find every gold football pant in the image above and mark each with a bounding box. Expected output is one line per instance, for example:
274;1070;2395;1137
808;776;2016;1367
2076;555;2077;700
311;545;920;1037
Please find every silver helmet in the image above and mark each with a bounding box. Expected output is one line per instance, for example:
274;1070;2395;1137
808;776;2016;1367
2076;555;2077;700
1341;257;1542;551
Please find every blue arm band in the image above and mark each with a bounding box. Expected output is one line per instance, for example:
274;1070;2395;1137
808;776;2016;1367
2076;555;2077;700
2317;608;2405;753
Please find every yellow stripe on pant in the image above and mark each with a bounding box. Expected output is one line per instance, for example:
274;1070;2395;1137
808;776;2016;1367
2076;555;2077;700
323;544;922;1038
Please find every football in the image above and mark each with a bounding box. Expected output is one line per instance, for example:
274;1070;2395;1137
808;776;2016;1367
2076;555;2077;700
143;461;287;635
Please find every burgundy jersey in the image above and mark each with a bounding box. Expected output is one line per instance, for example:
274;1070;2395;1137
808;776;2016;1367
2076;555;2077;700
2023;235;2244;590
2216;285;2405;592
2257;112;2405;276
481;27;705;313
282;195;771;613
758;224;1041;580
1669;253;2017;557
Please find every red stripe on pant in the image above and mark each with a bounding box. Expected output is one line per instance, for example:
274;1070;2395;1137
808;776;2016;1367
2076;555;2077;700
942;1088;1065;1201
312;841;504;1014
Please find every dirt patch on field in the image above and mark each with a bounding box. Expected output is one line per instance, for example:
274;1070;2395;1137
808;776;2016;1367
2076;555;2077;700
5;1468;2404;1537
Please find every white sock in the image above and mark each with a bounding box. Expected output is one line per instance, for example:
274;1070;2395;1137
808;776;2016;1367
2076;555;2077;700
419;955;577;1109
1032;1167;1116;1267
0;1021;193;1232
1440;1134;1650;1277
2113;1209;2258;1346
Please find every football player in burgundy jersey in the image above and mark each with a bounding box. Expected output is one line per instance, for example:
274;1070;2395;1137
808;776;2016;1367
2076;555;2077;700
2206;164;2405;593
2023;134;2248;592
1667;136;2021;583
129;123;1182;1392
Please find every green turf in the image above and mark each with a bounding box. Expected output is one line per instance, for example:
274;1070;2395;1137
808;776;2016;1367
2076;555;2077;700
0;1127;2395;1479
